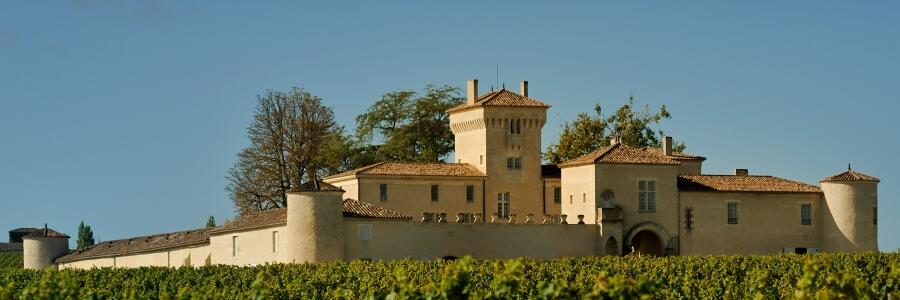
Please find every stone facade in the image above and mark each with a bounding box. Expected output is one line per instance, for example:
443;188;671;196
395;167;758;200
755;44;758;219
23;79;880;269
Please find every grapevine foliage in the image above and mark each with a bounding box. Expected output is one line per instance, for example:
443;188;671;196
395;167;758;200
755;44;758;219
0;253;897;299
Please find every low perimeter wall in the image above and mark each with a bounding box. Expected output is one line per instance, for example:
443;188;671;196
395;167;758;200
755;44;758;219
343;220;601;260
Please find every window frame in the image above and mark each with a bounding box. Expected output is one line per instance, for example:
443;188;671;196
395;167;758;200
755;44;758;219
497;192;510;218
231;236;238;257
379;183;388;202
553;187;561;204
466;185;475;203
637;179;657;213
727;201;740;225
430;185;439;202
800;203;813;226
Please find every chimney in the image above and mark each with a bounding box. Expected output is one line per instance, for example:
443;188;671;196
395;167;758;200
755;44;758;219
735;169;749;176
520;81;528;97
663;136;673;156
467;79;478;105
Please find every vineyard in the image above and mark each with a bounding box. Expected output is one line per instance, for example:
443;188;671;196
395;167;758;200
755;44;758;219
0;253;898;299
0;253;22;270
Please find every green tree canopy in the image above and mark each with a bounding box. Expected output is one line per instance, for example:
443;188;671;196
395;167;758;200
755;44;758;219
355;85;464;162
544;96;685;165
206;216;216;228
226;87;344;215
76;221;95;250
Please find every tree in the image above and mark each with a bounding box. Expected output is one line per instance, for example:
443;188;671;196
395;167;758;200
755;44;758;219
544;96;686;165
206;216;216;228
76;221;95;250
355;85;463;162
226;87;343;215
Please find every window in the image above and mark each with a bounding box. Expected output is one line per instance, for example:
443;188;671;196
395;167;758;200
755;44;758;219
874;206;877;225
272;231;279;253
727;202;739;224
509;119;522;134
506;157;522;170
800;203;812;225
553;187;561;203
582;193;586;203
569;194;573;205
466;185;474;202
379;184;388;201
638;180;656;212
497;192;510;218
231;236;237;257
479;155;483;165
431;185;439;202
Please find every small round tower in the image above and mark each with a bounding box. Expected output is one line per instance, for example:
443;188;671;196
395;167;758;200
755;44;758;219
285;180;346;263
820;168;879;252
22;225;70;270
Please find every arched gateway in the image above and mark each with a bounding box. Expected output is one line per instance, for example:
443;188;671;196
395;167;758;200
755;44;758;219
624;222;672;256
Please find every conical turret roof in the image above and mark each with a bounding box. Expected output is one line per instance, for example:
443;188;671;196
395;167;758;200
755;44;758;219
821;170;879;182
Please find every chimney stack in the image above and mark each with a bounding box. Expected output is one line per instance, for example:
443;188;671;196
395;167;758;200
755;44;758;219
735;169;749;176
467;79;478;105
520;81;528;97
663;136;673;156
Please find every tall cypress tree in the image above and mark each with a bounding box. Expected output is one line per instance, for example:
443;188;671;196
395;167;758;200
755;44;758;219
76;221;95;250
206;216;216;228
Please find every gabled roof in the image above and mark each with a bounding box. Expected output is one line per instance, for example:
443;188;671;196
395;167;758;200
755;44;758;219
559;143;683;168
446;89;550;113
678;175;822;193
325;162;486;179
821;170;879;182
56;228;211;263
645;148;707;161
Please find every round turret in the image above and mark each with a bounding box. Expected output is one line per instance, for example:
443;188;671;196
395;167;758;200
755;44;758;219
285;180;346;263
22;226;70;270
820;169;879;252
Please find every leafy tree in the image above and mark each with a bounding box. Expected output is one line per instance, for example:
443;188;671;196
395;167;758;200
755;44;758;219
76;221;95;250
226;87;343;215
355;85;463;162
205;216;216;228
544;96;685;165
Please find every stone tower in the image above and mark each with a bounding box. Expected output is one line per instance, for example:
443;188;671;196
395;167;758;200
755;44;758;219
820;168;879;252
448;79;550;220
22;225;70;270
285;180;346;263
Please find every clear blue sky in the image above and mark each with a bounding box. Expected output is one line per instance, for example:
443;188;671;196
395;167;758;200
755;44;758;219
1;1;897;251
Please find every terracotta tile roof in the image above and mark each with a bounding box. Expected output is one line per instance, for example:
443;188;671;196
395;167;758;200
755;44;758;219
447;89;550;113
288;180;344;193
678;175;822;193
208;209;287;234
56;228;211;263
821;170;879;182
210;200;411;234
645;148;706;161
559;143;682;167
342;199;412;220
23;227;69;239
326;162;486;179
